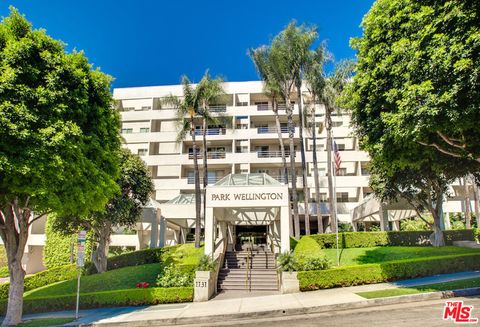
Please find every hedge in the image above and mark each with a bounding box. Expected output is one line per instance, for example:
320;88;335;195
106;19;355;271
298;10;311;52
308;230;474;249
0;264;77;300
298;253;480;291
0;287;193;314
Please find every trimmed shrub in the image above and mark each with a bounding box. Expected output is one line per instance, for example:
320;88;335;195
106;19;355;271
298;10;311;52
0;264;77;300
84;247;168;274
298;253;480;291
309;230;474;249
156;265;193;287
0;287;193;314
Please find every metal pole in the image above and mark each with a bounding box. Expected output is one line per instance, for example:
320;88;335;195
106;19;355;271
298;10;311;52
75;268;81;319
331;136;340;267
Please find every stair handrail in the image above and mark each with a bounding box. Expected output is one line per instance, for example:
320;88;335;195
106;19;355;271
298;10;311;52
245;235;252;292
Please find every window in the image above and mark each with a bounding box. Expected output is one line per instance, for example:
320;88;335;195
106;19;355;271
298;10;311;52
337;168;347;176
138;149;148;156
121;128;133;134
140;128;150;133
337;192;349;203
137;106;151;111
236;101;248;107
332;121;343;127
236;116;248;120
337;144;346;151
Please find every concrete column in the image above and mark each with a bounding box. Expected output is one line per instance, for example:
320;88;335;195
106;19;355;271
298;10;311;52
204;207;214;255
352;222;358;232
158;215;166;248
392;220;400;231
174;229;180;244
280;206;290;253
379;204;390;231
150;208;159;248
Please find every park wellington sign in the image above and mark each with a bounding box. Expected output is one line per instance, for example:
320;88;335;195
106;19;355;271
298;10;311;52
211;191;284;202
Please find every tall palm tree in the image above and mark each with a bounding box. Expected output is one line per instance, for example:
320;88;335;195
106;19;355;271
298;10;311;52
305;45;328;233
197;71;227;233
292;24;318;236
319;60;355;233
268;23;302;239
163;76;203;248
249;46;289;185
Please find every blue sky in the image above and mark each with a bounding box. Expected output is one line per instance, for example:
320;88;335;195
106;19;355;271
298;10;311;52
2;1;374;88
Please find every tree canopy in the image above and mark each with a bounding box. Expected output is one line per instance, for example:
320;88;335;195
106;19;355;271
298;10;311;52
347;0;480;166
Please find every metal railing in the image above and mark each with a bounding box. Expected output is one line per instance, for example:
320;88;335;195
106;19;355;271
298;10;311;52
209;105;227;113
256;151;291;158
257;126;290;134
186;176;221;184
256;104;288;111
188;151;227;159
245;236;252;292
194;128;227;136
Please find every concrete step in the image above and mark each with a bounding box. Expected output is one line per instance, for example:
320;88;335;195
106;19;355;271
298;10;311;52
219;277;277;283
218;285;279;291
219;270;277;275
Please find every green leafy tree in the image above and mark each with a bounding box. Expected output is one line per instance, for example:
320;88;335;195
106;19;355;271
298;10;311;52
347;0;480;165
55;148;153;273
0;8;121;325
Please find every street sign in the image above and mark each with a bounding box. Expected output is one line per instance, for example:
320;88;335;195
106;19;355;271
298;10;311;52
77;230;86;268
76;230;87;320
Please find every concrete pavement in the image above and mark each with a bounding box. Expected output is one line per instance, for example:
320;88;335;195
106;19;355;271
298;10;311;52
11;270;480;326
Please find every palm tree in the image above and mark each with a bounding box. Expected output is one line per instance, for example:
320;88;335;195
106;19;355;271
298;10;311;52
163;76;203;248
249;46;289;185
292;24;318;236
269;21;317;238
319;60;355;232
305;45;328;233
196;71;227;233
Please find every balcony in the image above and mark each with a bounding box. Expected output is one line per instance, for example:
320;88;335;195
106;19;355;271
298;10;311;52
257;126;290;134
188;151;227;159
209;105;227;113
256;104;288;111
256;151;291;158
187;176;222;185
194;128;227;136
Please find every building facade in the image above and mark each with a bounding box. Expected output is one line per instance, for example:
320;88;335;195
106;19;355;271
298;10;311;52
114;81;372;235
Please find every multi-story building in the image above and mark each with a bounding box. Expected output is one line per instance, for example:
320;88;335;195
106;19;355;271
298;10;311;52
113;81;372;235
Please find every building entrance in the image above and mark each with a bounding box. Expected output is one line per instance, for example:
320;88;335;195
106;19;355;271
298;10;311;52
235;225;267;249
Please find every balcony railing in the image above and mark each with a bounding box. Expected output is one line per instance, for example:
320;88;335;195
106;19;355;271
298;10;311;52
187;176;221;185
256;151;291;158
256;104;288;111
257;126;290;134
188;151;227;159
209;105;227;113
269;175;303;184
194;128;227;136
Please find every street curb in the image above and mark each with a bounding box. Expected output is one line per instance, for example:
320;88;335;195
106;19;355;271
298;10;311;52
80;287;480;326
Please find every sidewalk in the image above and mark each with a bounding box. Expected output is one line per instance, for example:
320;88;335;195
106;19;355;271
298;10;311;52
16;270;480;326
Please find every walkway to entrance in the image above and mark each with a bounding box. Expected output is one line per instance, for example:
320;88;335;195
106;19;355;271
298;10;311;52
204;173;290;256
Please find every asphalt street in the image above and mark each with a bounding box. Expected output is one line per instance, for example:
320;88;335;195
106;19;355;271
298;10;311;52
180;296;480;327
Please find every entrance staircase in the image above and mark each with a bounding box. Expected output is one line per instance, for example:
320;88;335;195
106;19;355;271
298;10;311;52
218;245;278;292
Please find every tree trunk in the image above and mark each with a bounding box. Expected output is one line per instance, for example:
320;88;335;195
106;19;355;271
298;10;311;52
429;192;445;247
474;183;480;228
311;101;323;233
192;123;202;248
0;201;30;326
464;177;471;229
325;106;337;233
297;86;310;235
92;222;111;273
286;99;301;239
202;117;208;242
273;100;289;185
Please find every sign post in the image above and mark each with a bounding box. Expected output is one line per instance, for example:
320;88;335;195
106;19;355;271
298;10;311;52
75;230;86;320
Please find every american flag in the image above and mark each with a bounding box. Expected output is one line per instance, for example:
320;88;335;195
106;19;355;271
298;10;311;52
333;141;342;175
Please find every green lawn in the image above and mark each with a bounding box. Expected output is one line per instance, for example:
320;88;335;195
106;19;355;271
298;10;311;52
24;244;203;299
25;263;160;299
18;317;75;327
322;246;480;266
357;277;480;299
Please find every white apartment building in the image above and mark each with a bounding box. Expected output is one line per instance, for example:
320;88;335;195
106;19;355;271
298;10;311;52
114;81;372;235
